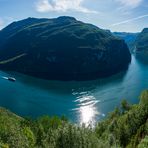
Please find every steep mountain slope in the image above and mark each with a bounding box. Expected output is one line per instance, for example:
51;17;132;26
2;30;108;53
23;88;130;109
135;28;148;51
0;16;131;80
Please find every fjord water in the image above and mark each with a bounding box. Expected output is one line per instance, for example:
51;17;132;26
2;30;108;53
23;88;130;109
0;55;148;125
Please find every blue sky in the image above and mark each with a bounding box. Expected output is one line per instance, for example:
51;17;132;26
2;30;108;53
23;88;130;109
0;0;147;32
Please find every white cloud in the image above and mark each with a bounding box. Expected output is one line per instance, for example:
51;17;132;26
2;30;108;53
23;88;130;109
35;0;98;13
111;14;148;26
115;0;143;8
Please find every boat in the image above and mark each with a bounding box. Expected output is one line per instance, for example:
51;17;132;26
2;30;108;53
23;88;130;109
8;77;16;82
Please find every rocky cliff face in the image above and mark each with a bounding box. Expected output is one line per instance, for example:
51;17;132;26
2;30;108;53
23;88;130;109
0;16;131;80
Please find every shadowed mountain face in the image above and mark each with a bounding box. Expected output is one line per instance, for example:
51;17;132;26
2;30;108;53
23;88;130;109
136;28;148;51
0;16;131;80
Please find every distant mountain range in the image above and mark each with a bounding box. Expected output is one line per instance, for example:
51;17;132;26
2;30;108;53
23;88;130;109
113;32;139;51
113;28;148;53
0;16;131;80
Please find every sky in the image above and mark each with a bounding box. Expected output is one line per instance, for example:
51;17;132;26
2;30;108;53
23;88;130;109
0;0;148;32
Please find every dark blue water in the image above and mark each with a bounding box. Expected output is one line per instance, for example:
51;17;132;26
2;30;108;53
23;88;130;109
0;55;148;125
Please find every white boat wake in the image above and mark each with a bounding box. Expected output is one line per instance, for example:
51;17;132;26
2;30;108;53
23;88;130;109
2;76;9;80
1;76;16;82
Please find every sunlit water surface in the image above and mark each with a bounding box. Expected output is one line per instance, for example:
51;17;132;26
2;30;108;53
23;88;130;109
0;55;148;126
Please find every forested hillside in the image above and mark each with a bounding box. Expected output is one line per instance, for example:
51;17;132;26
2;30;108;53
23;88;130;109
0;17;131;80
0;90;148;148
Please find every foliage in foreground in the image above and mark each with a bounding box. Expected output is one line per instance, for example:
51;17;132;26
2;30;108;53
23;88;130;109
0;90;148;148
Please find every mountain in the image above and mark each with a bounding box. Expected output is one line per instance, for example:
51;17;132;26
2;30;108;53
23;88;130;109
113;32;139;51
0;16;131;80
135;28;148;51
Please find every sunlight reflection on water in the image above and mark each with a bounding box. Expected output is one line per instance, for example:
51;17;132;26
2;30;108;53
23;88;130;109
72;94;100;126
79;104;99;126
